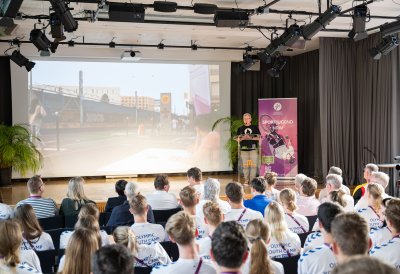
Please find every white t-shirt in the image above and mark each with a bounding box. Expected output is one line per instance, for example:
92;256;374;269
370;226;393;247
196;236;212;260
195;215;208;240
59;230;109;249
0;263;42;274
196;199;231;217
265;188;280;201
303;231;324;253
151;258;217;274
370;236;400;269
322;194;354;212
319;186;350;201
355;193;391;211
0;203;14;219
193;184;205;200
135;242;172;267
241;255;284;274
20;232;54;251
224;208;263;229
298;244;337;274
131;223;168;245
357;207;384;230
296;196;320;217
20;250;42;273
285;212;309;234
268;230;301;259
146;190;179;210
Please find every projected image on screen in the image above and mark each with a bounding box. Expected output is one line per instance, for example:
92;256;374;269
28;61;230;177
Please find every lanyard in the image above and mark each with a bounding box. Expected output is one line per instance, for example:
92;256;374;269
134;256;151;268
194;258;203;274
279;242;291;258
368;206;381;219
286;213;307;233
237;209;247;222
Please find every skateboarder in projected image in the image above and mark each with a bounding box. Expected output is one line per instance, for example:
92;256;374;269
264;121;295;164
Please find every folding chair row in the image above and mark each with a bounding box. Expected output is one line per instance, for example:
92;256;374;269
39;212;112;230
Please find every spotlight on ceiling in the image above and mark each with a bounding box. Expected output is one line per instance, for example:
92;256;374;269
370;34;399;60
239;49;256;71
49;12;65;40
348;5;368;41
30;29;51;52
280;24;302;47
380;20;400;38
153;1;177;12
257;51;272;64
301;5;341;40
48;0;78;32
9;50;35;72
267;57;287;77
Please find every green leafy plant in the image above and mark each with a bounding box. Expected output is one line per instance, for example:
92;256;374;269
0;124;43;175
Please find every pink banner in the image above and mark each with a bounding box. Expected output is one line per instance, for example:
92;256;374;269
258;98;298;177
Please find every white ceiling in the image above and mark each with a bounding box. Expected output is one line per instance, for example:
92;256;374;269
4;0;400;57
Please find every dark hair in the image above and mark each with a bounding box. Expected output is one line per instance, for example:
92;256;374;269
154;174;169;190
225;182;244;203
250;177;267;193
332;255;398;274
91;244;134;274
328;166;342;176
212;221;247;269
187;167;202;182
317;202;343;233
115;180;128;196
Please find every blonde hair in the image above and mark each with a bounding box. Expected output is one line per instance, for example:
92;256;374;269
265;201;288;242
367;183;384;212
203;201;223;226
264;172;277;186
67;177;89;201
329;190;348;208
113;226;138;255
245;219;273;274
129;194;148;215
165;211;196;245
179;186;198;208
78;203;99;220
62;228;100;274
14;204;43;241
0;220;22;268
279;188;298;212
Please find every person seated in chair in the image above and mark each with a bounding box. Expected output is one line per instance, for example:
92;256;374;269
105;179;128;213
146;174;179;210
60;177;95;216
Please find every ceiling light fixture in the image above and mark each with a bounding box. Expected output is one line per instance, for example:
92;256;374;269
30;29;51;52
348;5;369;41
267;57;287;77
9;49;35;72
49;0;78;32
370;34;399;60
301;5;341;40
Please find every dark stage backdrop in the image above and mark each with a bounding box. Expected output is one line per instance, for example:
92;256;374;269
0;57;12;126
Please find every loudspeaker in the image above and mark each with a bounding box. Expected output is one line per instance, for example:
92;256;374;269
214;10;249;28
109;3;145;22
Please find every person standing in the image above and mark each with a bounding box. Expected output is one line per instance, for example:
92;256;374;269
236;113;260;184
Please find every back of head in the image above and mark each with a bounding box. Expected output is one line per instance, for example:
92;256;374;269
204;178;220;202
384;198;400;233
332;255;398;274
211;221;248;269
326;174;343;190
67;176;87;200
91;244;134;274
129;194;148;215
225;182;244;204
78;203;99;220
154;174;169;190
27;175;43;194
165;211;196;245
331;213;370;256
279;188;298;211
112;226;138;254
265;201;287;242
317;202;343;233
370;171;390;189
365;163;379;174
187;167;202;182
265;172;278;186
328;166;343;176
0;220;22;267
115;180;128;196
250;177;267;194
179;186;198;208
366;183;384;211
63;228;100;274
14;204;43;240
301;178;317;197
203;201;223;226
294;173;307;189
75;215;100;233
329;190;347;208
125;181;139;199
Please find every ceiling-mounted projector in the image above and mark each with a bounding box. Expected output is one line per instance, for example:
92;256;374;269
121;50;142;61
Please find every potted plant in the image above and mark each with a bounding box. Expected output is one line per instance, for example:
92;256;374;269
0;124;43;186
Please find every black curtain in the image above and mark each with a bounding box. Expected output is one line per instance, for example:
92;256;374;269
0;57;12;126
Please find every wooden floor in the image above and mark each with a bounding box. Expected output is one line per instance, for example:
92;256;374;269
0;173;299;206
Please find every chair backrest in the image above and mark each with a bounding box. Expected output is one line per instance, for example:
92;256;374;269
160;241;179;262
273;254;301;274
153;207;182;223
45;228;66;250
134;266;153;274
298;232;312;248
38;215;64;230
99;212;112;227
64;215;78;228
36;250;57;274
306;215;318;232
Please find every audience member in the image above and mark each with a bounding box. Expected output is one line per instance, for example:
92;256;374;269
14;204;54;251
280;188;309;234
113;226;171;267
353;163;379;204
321;174;354;212
296;177;320;216
224;182;263;229
16;175;58;219
356;183;384;229
370;197;393;246
319;166;350;202
211;221;247;274
294;173;308;196
0;192;13;219
104;179;128;213
152;211;216;274
370;198;400;269
264;172;280;201
264;201;301;258
0;220;42;274
332;255;398;274
196;178;230;217
328;189;348;209
130;194;168;245
242;219;284;274
355;171;391;210
196;201;223;260
187;167;204;199
60;177;95;216
244;177;272;216
146;174;179;210
107;181;155;227
91;244;134;274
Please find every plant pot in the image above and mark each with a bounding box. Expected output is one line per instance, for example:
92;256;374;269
0;168;12;186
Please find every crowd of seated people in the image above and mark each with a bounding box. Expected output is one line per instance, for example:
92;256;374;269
0;164;399;274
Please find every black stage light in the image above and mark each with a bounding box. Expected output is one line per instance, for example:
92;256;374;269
50;42;59;53
239;55;256;71
257;51;271;64
348;5;368;41
280;24;302;47
301;5;341;40
193;3;217;14
267;57;287;77
370;34;399;60
9;50;35;71
30;29;51;51
49;12;65;39
153;1;177;12
380;20;400;38
49;0;78;32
